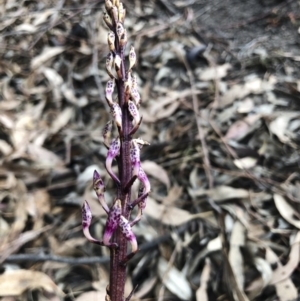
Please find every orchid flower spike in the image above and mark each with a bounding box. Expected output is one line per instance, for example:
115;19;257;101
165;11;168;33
103;199;122;247
105;137;121;184
93;170;109;214
82;201;103;245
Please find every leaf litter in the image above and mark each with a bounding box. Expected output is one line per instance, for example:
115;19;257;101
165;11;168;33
0;0;300;300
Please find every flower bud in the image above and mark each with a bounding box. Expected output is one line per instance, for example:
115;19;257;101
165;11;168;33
130;87;141;107
105;79;115;106
93;170;110;214
114;54;122;79
106;137;121;183
111;6;118;24
128;100;140;126
102;120;112;148
119;216;138;253
129;45;136;70
106;52;115;79
107;31;115;52
132;74;138;89
103;199;122;245
82;201;102;245
116;22;125;41
103;11;112;28
130;139;141;176
105;0;113;12
138;166;151;194
111;102;122;130
118;3;126;23
119;29;127;48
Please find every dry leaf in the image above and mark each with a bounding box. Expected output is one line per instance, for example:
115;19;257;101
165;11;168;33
158;257;192;300
142;160;170;189
146;197;212;226
198;63;231;81
208;186;249;201
31;47;65;69
269;231;300;285
0;270;63;296
196;258;211;301
274;194;300;229
229;221;246;290
75;291;106;301
266;247;298;301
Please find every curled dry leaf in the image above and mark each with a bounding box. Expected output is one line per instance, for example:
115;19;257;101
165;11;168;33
158;257;192;300
0;269;63;297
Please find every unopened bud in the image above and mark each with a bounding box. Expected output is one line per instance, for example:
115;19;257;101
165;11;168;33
107;31;115;52
118;3;126;23
114;54;122;79
105;79;115;106
105;0;113;12
103;120;112;148
103;11;112;28
111;6;118;24
129;45;136;70
106;137;121;184
130;87;141;107
119;29;127;48
138;166;151;194
93;170;109;214
116;22;125;40
130;139;141;176
128;100;140;126
111;102;122;130
132;74;138;89
119;216;138;253
106;52;115;79
103;199;122;245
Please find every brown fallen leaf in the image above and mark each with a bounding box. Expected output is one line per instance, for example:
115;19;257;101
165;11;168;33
0;269;64;297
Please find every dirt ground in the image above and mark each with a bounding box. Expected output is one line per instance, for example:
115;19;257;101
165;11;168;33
0;0;300;300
